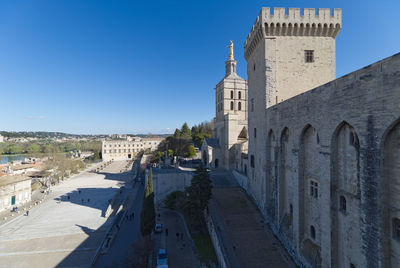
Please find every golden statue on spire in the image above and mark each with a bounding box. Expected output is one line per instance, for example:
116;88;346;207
228;40;234;60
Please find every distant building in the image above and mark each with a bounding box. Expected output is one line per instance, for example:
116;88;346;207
102;136;163;161
0;134;3;143
0;175;32;211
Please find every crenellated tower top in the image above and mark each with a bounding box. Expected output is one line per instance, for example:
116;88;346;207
244;7;342;60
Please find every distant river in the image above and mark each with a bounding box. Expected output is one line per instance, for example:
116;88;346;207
0;155;28;164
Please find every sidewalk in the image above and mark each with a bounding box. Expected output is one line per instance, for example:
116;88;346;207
210;187;296;268
154;208;200;268
209;169;295;268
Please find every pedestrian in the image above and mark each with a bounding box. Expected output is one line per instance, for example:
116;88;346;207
165;228;168;237
87;198;90;202
180;232;183;240
26;210;29;216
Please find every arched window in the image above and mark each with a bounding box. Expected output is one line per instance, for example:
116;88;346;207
238;102;241;110
230;91;233;99
340;195;347;212
238;91;241;99
310;225;316;240
230;101;234;110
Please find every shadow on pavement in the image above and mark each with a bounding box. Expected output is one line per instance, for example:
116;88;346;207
55;158;145;268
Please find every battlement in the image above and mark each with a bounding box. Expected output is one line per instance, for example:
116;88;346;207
244;7;342;59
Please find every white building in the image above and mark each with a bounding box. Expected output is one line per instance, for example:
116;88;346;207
102;136;163;161
0;175;32;211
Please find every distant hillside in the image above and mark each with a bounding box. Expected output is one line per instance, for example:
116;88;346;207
0;131;170;139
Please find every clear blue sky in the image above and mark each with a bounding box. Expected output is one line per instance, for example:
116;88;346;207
0;0;399;135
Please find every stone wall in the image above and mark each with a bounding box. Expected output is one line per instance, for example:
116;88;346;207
246;53;400;267
153;170;192;205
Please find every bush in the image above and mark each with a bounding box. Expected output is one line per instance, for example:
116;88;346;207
164;190;184;209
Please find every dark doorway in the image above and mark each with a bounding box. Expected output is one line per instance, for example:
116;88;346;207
11;195;16;205
215;158;219;168
128;154;131;159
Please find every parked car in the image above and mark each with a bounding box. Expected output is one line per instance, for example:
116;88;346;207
157;248;168;266
154;223;163;233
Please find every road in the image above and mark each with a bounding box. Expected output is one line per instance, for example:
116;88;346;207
0;160;134;268
94;181;144;267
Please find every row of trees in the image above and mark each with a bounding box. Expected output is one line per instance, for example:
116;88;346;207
191;121;213;148
140;168;156;236
0;140;102;156
151;121;212;163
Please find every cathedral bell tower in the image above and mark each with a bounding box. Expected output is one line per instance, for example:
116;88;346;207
225;40;237;77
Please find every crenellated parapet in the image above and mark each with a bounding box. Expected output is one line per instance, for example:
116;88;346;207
244;7;342;60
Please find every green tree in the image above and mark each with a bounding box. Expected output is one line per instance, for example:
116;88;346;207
180;122;192;139
140;168;156;236
187;145;197;158
184;166;212;220
173;128;181;138
6;144;23;154
27;143;40;154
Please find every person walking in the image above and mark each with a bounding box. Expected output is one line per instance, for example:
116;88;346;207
26;210;29;216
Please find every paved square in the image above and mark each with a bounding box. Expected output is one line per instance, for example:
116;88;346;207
0;161;131;268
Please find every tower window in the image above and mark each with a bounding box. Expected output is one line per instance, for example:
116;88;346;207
238;91;241;99
310;225;316;240
254;128;256;138
340;195;347;212
253;63;256;71
230;91;233;99
309;180;318;199
305;50;314;63
238;102;241;110
289;204;293;224
393;218;400;239
250;155;255;168
251;98;254;112
230;101;234;110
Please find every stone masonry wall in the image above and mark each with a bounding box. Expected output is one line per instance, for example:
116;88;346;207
247;53;400;267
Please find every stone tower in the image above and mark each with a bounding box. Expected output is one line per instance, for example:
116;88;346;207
244;7;342;236
244;8;342;107
210;41;248;169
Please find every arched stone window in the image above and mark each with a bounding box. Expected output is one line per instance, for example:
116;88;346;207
238;102;241;110
238;91;241;99
340;195;347;212
230;91;233;99
310;225;316;240
331;122;361;268
382;120;400;267
230;101;234;110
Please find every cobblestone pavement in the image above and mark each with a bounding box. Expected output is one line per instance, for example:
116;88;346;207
0;160;133;268
210;170;296;268
153;208;200;268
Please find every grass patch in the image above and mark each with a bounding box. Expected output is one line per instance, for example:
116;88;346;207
183;211;218;267
192;233;218;265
